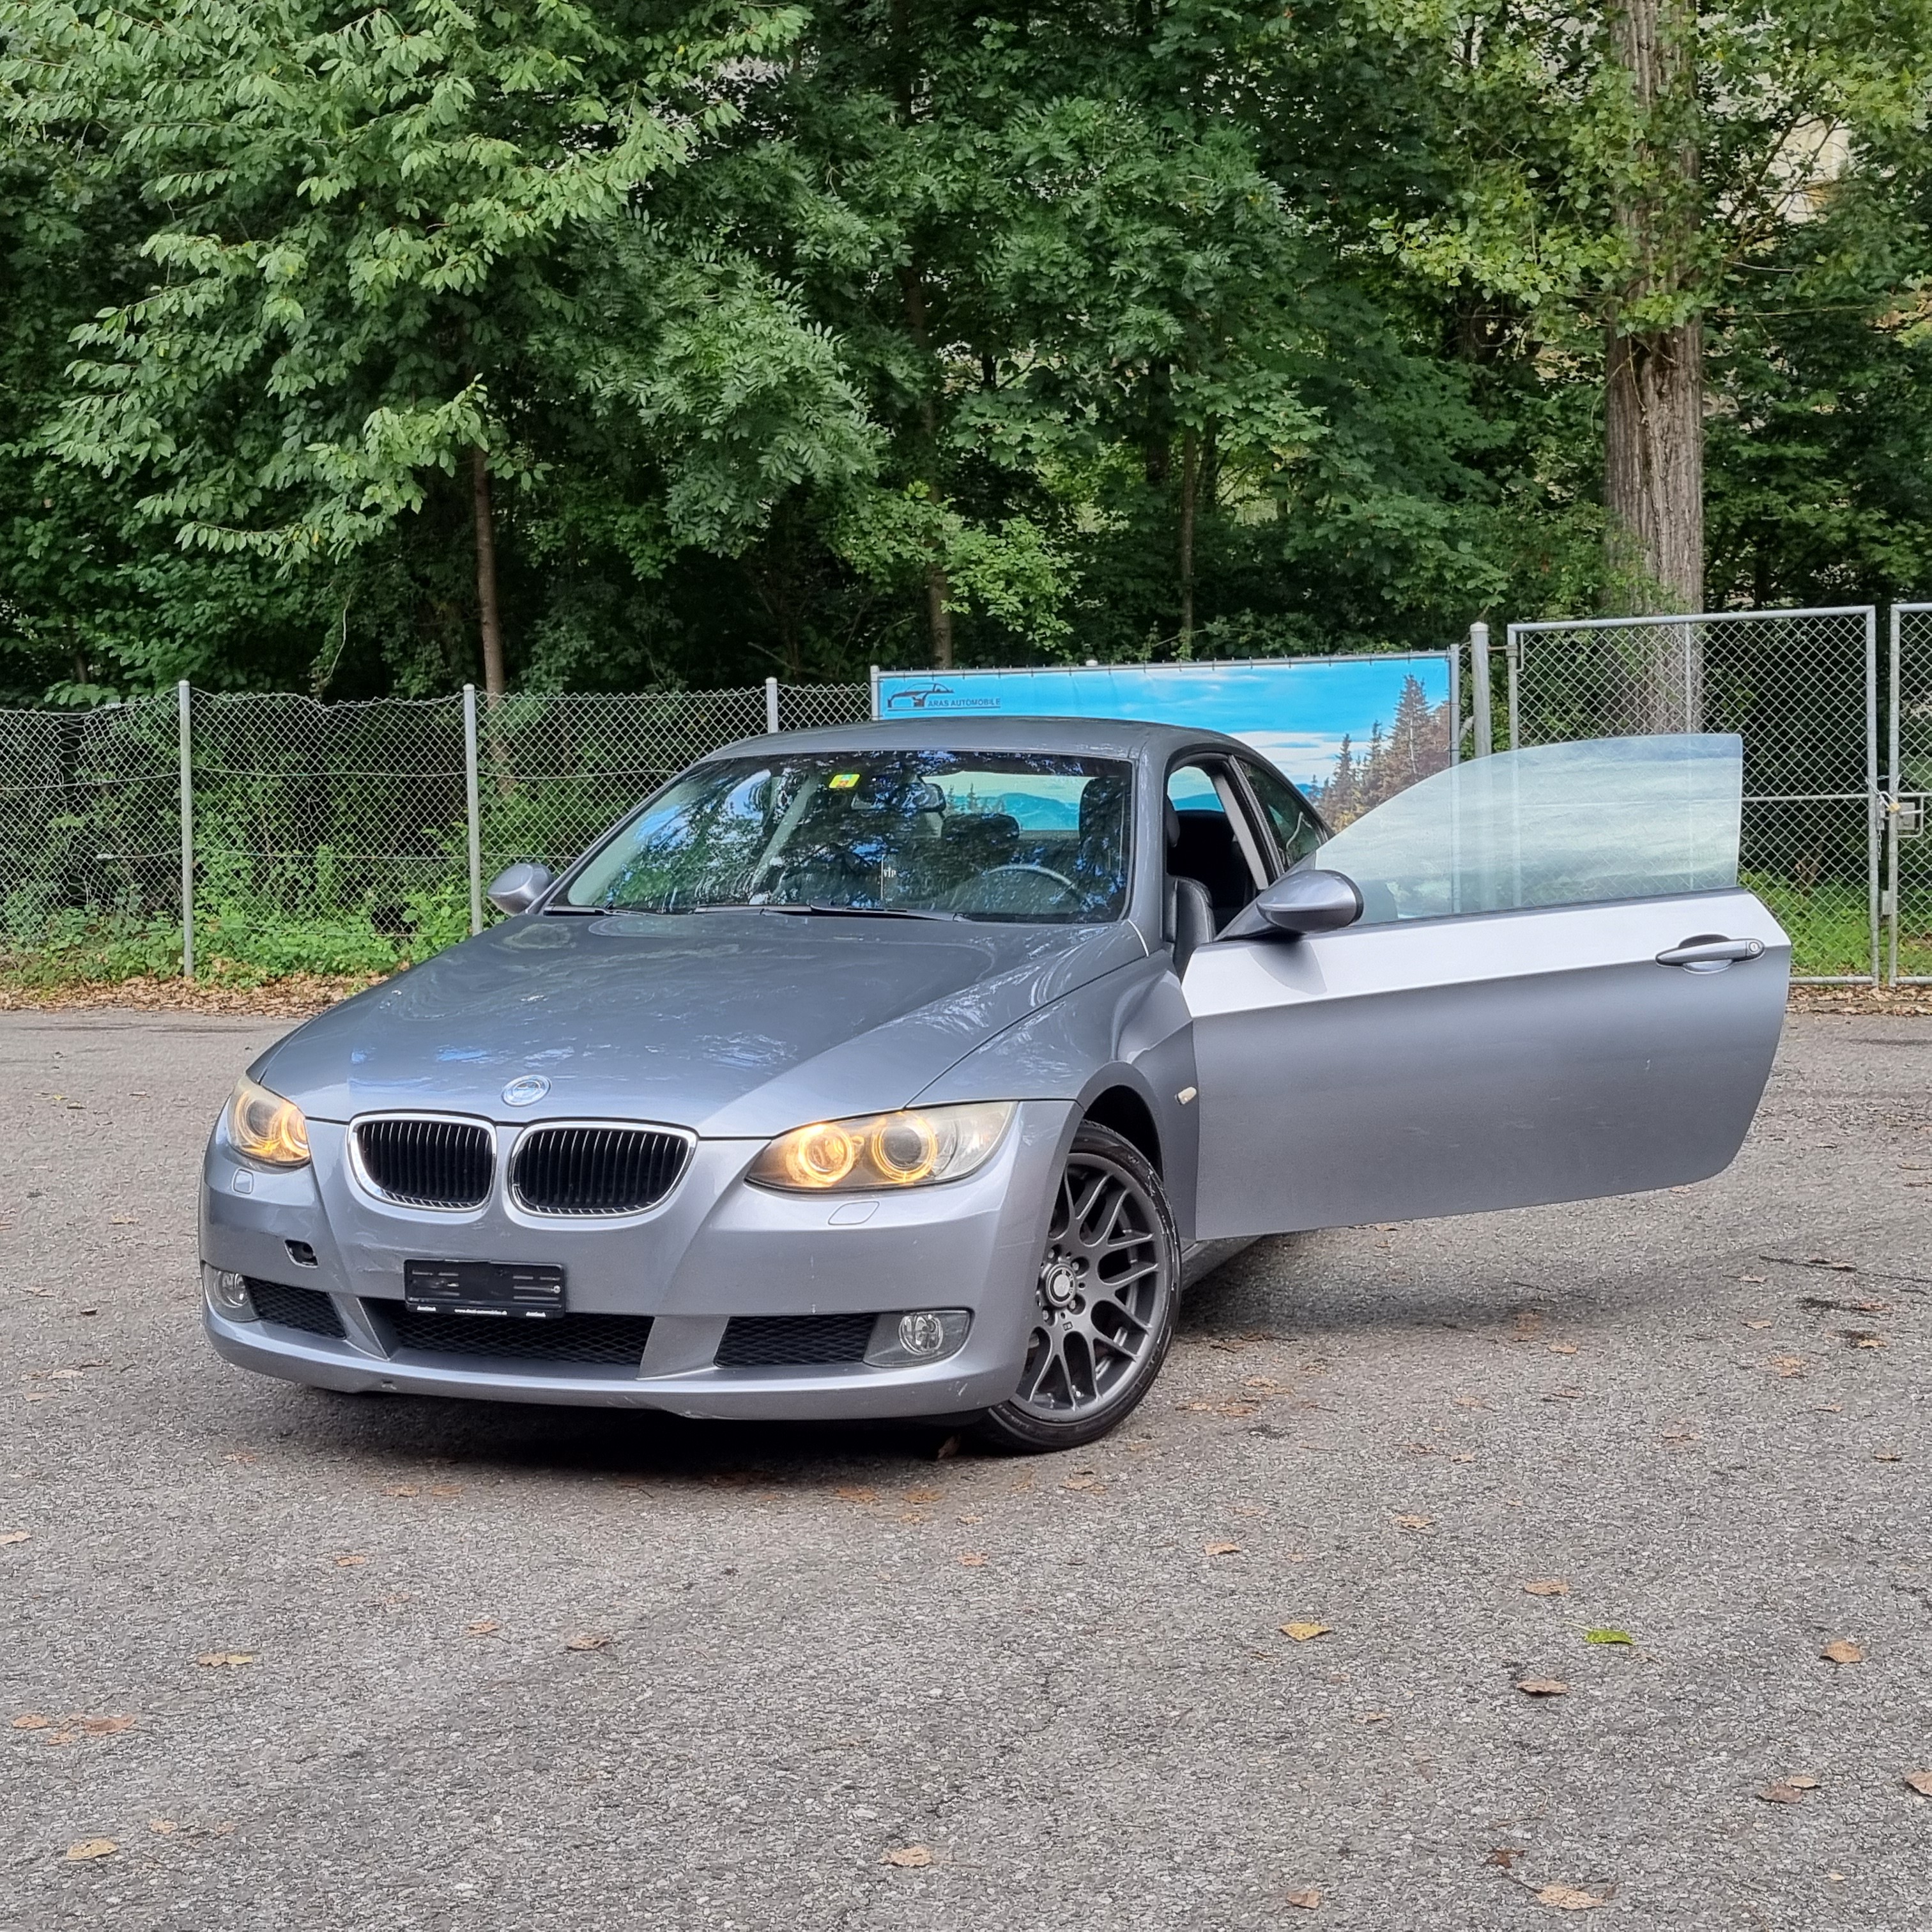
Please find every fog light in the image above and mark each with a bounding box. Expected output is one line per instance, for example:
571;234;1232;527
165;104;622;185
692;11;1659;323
864;1308;970;1367
207;1268;256;1320
899;1311;947;1357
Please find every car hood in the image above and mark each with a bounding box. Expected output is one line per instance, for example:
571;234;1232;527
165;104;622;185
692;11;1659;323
255;911;1146;1137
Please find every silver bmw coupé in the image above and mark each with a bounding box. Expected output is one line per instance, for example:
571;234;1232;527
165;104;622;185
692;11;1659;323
201;718;1788;1450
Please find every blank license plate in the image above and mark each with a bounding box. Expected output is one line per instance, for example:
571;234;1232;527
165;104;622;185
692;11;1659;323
404;1261;565;1320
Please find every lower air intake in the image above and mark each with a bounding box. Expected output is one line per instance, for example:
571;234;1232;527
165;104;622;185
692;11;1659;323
247;1278;347;1338
714;1314;878;1368
381;1306;654;1367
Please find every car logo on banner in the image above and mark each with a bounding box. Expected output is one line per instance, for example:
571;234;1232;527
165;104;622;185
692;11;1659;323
502;1075;551;1106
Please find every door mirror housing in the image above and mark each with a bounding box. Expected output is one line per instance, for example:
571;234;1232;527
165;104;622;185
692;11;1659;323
487;861;556;915
1222;868;1363;939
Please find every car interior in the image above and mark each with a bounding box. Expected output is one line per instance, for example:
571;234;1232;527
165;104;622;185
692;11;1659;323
1165;758;1275;969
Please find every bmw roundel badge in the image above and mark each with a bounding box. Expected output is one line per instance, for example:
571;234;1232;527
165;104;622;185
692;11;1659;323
502;1074;551;1107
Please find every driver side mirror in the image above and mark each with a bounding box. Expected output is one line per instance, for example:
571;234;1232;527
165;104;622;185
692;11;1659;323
1222;868;1363;939
487;861;556;915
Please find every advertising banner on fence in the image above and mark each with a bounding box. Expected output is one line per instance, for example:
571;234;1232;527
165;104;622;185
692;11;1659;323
875;655;1454;824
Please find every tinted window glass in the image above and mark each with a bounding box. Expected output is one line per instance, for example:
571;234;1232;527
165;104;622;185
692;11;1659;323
1304;735;1743;923
564;751;1133;923
1239;760;1326;869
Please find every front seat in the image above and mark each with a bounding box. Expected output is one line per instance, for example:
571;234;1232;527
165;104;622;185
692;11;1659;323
1170;875;1216;974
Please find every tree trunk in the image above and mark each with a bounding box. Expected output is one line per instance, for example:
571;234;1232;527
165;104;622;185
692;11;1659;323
1605;0;1704;727
898;263;953;669
1604;320;1703;616
471;446;507;701
1178;427;1199;655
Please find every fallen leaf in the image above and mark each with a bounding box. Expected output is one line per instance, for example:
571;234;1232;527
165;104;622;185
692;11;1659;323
957;1552;987;1568
1204;1541;1243;1556
905;1488;942;1504
333;1554;367;1568
1820;1639;1863;1664
1743;1319;1774;1331
0;1531;28;1546
428;1483;463;1498
382;1484;419;1498
933;1434;961;1460
65;1840;117;1862
1355;1710;1389;1723
12;1713;50;1729
1515;1678;1569;1696
465;1619;500;1637
954;1512;982;1524
882;1845;933;1868
194;1652;256;1667
75;1714;135;1735
1805;1255;1857;1271
1759;1783;1810;1803
1524;1579;1570;1597
1766;1354;1808;1378
1061;1475;1103;1492
148;1820;176;1835
1583;1629;1633;1646
1874;1451;1903;1463
563;1632;610;1652
1903;1770;1932;1796
1535;1884;1604;1911
1488;1847;1526;1869
1786;1774;1820;1788
1393;1513;1433;1531
834;1485;877;1504
1280;1621;1331;1642
1233;1503;1269;1517
1547;1342;1579;1356
1243;1376;1282;1391
1284;1887;1322;1909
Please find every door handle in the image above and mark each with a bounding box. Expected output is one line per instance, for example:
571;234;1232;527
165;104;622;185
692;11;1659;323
1655;935;1765;971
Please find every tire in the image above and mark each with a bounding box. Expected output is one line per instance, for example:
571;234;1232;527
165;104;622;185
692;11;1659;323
977;1121;1181;1453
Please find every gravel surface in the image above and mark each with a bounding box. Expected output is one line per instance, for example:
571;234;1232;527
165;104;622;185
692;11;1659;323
1;1009;1928;1930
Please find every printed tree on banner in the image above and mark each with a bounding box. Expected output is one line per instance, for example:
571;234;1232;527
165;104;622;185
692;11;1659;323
1311;676;1453;827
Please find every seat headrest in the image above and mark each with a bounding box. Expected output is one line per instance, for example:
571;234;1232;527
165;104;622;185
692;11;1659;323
1165;801;1180;848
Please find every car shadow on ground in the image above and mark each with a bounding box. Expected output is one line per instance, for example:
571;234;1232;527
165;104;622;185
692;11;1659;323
227;1227;1661;1487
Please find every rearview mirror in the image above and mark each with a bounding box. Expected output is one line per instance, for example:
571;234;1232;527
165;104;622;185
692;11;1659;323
487;861;556;915
1223;868;1363;939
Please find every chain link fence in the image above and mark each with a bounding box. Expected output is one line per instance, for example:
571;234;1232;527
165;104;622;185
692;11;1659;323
1505;609;1880;981
1891;604;1932;983
3;624;1923;985
0;680;869;979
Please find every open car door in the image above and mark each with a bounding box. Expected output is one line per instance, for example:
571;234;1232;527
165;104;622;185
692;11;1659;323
1184;736;1789;1239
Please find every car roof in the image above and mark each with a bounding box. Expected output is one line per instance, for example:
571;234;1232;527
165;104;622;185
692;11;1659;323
704;714;1263;766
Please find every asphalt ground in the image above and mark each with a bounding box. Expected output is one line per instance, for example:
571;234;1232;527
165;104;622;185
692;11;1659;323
1;1009;1928;1931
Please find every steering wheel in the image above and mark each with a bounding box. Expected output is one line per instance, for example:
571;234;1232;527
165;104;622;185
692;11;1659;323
985;862;1078;892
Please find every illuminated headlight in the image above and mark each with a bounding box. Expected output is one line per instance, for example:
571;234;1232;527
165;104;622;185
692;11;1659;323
749;1103;1013;1192
223;1075;310;1168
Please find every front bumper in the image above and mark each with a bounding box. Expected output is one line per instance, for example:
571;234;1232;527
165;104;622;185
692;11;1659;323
198;1101;1077;1418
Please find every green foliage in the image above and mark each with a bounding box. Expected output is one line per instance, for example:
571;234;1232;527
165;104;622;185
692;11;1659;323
1;0;1929;702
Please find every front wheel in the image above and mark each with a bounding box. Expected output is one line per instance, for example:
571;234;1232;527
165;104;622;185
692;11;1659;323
977;1122;1180;1452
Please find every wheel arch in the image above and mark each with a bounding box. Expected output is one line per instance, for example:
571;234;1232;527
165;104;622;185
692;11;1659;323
1079;1081;1163;1176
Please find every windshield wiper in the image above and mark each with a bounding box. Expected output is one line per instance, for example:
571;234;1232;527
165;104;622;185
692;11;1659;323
772;903;961;921
542;903;612;916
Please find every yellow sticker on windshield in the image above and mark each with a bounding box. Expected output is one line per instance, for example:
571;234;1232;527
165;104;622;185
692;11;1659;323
828;771;861;790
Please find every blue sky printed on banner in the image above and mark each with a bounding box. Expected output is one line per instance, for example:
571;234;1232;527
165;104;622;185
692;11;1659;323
875;657;1452;792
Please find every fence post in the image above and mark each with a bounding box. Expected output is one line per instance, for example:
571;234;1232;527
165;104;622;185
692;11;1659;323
1888;605;1901;986
765;676;780;735
1447;638;1462;765
463;685;484;937
1468;623;1492;758
177;680;195;979
1867;606;1882;985
870;664;882;721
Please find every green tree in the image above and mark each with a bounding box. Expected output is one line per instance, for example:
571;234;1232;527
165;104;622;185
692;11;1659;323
6;0;877;696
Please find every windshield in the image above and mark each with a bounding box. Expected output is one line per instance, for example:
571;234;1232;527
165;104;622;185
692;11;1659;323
563;751;1134;923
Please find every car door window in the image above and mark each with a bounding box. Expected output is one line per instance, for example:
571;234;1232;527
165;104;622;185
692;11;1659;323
1167;761;1268;928
1305;734;1743;923
1237;759;1327;872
